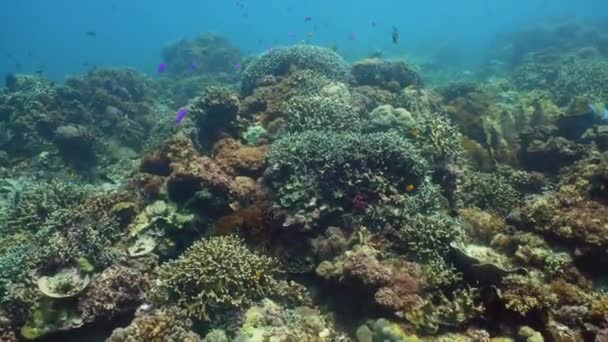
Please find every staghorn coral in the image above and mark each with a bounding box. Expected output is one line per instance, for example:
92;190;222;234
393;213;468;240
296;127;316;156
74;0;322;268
241;45;349;94
153;235;282;320
107;307;201;342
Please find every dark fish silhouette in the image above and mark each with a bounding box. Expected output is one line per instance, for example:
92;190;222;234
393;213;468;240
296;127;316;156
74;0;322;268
86;31;97;37
392;26;399;44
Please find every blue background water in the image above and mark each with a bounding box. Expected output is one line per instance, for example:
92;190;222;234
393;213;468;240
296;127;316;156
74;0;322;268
1;0;606;81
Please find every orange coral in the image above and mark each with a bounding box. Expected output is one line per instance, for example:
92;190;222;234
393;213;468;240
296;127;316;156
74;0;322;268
214;201;270;246
212;137;267;176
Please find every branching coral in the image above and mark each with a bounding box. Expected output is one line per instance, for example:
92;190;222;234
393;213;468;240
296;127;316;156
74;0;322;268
459;171;520;215
190;86;240;149
241;45;349;94
397;213;464;262
500;274;557;315
280;95;362;133
153;235;282;320
3;180;92;235
265;130;432;230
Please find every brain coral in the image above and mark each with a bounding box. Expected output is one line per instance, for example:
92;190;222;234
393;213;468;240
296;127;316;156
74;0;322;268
241;45;350;94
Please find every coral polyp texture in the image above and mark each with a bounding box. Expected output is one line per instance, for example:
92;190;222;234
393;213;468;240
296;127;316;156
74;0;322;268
2;17;608;341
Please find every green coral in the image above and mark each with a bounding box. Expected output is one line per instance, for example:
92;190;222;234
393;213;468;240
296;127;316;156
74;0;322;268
544;252;571;278
356;318;418;342
266;130;432;230
242;124;267;146
154;235;282;320
190;86;239;149
552;58;608;105
398;213;464;262
460;171;520;215
3;180;92;235
405;288;484;334
281;95;361;133
241;45;349;94
500;274;557;315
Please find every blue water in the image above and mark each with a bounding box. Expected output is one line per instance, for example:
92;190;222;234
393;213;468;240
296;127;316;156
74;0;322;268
1;0;606;80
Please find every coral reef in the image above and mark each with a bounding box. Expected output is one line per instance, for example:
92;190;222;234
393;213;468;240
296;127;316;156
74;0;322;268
4;26;608;342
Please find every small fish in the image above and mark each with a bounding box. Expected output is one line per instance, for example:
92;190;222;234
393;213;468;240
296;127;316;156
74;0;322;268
175;107;188;124
267;46;273;53
348;32;356;41
86;30;97;37
188;60;199;71
157;63;167;74
371;21;377;28
392;26;399;44
405;184;415;192
234;63;241;71
306;32;314;40
304;16;312;22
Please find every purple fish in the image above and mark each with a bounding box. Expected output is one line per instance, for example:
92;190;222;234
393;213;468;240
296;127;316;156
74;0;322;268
234;63;241;70
188;60;199;71
348;32;356;41
305;16;312;22
175;107;188;124
267;45;273;53
157;63;167;74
